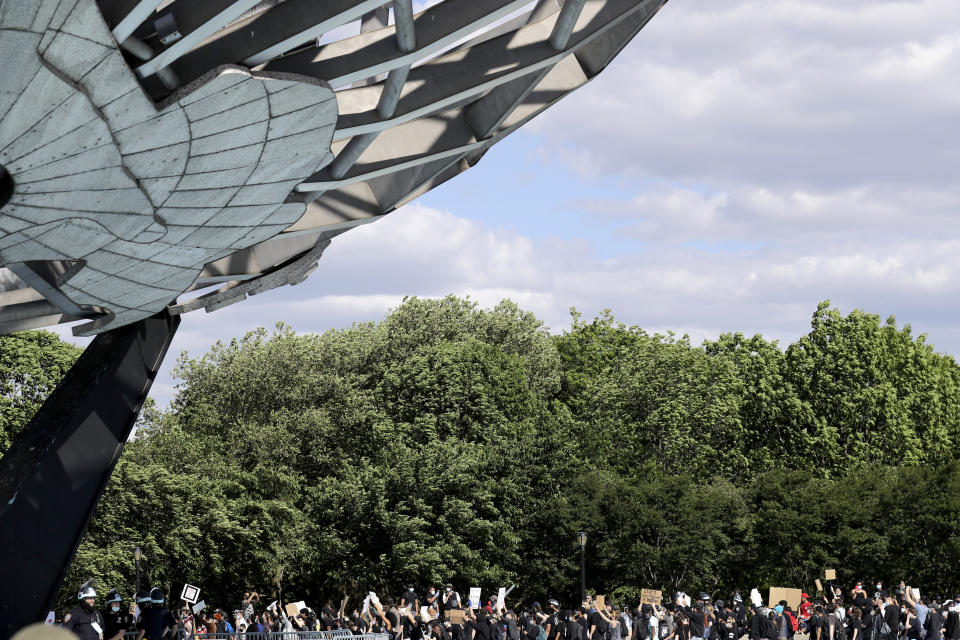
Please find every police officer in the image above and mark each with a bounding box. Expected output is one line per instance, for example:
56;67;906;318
137;587;174;640
134;591;151;624
64;581;106;640
102;589;133;640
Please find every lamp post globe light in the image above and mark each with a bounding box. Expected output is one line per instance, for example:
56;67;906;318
578;531;587;604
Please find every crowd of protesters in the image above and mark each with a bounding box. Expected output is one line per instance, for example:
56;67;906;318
57;579;960;640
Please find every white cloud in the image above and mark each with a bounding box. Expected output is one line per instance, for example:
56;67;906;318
47;0;960;411
527;0;960;188
147;199;960;410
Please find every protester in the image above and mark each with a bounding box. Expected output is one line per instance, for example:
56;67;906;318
58;576;960;640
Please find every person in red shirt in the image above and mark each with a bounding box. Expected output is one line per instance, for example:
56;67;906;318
799;595;813;621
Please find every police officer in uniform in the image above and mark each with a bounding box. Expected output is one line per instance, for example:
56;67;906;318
102;589;133;640
134;590;151;624
64;581;106;640
137;587;175;640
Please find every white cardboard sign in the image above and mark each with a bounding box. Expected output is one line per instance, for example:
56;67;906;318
181;584;200;604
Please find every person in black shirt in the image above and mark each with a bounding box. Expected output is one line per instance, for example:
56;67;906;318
846;608;862;640
945;606;960;640
676;614;690;640
687;606;705;640
467;608;495;640
505;611;521;640
717;617;737;640
403;586;421;611
860;607;875;640
546;601;562;640
589;608;608;640
64;582;106;640
444;586;462;612
749;606;764;640
924;606;944;640
851;587;870;611
101;589;132;640
136;588;175;640
732;596;746;632
874;586;889;604
809;606;825;640
431;619;453;640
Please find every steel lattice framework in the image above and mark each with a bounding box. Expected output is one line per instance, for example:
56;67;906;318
0;0;667;336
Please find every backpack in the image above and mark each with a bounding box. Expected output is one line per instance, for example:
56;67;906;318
879;618;892;639
784;613;798;634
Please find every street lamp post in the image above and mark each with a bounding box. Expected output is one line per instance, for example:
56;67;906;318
577;531;587;604
134;546;142;598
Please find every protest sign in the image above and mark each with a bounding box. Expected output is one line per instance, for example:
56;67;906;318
815;579;823;593
469;588;481;609
824;569;836;580
285;603;300;617
420;607;430;620
45;612;55;625
180;584;200;604
448;610;466;624
641;590;662;605
497;588;506;610
595;595;605;611
768;588;802;611
192;601;206;615
750;589;763;608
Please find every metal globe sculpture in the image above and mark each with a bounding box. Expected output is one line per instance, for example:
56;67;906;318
0;0;667;335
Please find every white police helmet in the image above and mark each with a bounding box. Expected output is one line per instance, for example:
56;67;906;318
78;579;97;600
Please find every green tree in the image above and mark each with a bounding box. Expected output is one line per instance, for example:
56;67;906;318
785;302;960;470
0;330;81;454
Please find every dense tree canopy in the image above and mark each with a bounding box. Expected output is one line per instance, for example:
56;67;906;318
2;298;959;613
0;330;81;454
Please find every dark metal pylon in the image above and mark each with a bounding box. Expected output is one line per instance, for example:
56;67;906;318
0;311;180;638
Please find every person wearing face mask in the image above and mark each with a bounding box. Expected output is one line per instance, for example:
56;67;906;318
444;585;463;612
64;581;107;640
403;585;421;612
427;586;441;612
102;590;133;640
874;585;889;603
718;616;737;640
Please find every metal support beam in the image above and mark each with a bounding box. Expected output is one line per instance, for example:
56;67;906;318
353;6;391;87
392;0;416;52
329;132;379;179
0;311;180;639
377;64;411;118
111;0;166;44
549;0;585;50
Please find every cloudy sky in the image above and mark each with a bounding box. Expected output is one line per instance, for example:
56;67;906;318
61;0;960;405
